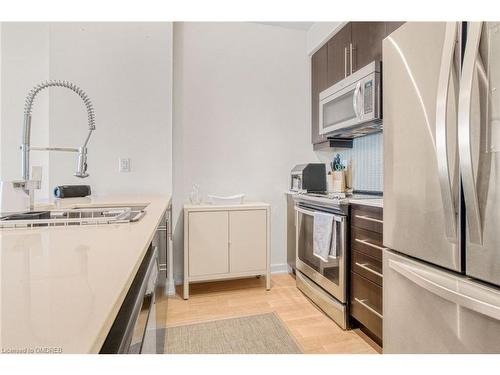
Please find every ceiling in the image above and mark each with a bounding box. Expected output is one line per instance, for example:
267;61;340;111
257;22;314;31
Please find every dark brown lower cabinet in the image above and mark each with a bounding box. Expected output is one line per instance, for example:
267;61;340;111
352;250;382;285
350;204;383;347
350;271;383;344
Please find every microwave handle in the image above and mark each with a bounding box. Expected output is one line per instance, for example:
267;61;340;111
353;81;362;120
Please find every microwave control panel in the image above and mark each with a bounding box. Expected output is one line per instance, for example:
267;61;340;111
364;80;373;114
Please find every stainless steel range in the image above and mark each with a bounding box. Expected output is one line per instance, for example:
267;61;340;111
293;191;380;329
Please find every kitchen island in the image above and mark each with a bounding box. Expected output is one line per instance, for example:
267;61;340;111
0;193;171;354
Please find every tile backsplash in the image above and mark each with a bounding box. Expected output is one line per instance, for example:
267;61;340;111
316;132;383;192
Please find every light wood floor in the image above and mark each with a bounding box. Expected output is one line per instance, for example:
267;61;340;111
165;273;379;354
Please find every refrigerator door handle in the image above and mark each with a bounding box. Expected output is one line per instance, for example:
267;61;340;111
435;22;458;242
458;22;485;245
388;258;500;321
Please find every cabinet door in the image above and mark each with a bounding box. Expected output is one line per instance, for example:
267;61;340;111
188;211;229;277
327;23;352;86
311;45;328;145
229;210;267;273
351;22;386;73
385;22;405;37
350;271;383;344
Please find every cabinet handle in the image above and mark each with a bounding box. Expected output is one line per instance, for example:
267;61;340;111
344;47;348;77
354;214;383;224
350;43;353;75
355;238;387;251
354;298;383;319
355;262;383;278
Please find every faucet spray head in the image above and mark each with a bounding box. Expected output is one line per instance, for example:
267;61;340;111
74;147;89;178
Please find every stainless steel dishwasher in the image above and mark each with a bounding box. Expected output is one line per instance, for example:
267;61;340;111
100;244;166;354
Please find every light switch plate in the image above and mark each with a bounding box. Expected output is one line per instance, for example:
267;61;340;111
119;158;131;173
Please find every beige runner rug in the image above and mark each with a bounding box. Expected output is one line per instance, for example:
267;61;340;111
165;313;302;354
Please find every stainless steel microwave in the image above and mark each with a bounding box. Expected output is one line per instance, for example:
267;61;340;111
319;61;382;138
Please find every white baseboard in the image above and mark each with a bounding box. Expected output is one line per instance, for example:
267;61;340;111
166;281;176;296
174;275;183;286
270;263;289;274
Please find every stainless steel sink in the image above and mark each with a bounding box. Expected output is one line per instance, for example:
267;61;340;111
0;204;148;229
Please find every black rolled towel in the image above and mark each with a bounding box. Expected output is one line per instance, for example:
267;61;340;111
54;185;91;198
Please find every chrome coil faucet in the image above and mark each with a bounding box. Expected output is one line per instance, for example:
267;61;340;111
20;80;96;208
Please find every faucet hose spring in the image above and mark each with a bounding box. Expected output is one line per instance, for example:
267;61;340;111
23;80;96;131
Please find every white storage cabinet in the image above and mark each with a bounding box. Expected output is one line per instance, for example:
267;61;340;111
183;203;271;299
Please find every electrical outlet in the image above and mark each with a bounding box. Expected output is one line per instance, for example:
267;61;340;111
119;158;131;173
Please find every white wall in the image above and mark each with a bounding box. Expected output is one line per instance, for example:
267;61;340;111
2;21;320;284
48;23;173;195
1;24;2;178
0;23;51;201
0;22;173;201
306;22;345;55
173;22;317;282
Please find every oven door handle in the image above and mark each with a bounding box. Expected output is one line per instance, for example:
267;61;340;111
295;206;345;222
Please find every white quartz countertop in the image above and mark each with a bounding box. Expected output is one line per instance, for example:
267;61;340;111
349;198;383;208
0;193;171;354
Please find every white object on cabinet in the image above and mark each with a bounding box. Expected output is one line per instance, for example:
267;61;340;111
183;202;271;299
207;194;245;205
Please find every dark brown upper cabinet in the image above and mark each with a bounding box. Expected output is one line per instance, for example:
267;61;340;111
385;22;405;37
326;23;352;87
311;45;328;145
311;21;406;146
350;22;386;74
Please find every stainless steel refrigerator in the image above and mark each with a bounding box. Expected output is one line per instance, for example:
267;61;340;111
383;22;500;353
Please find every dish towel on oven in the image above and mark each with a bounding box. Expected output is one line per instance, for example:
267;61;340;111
329;219;337;259
313;211;334;262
